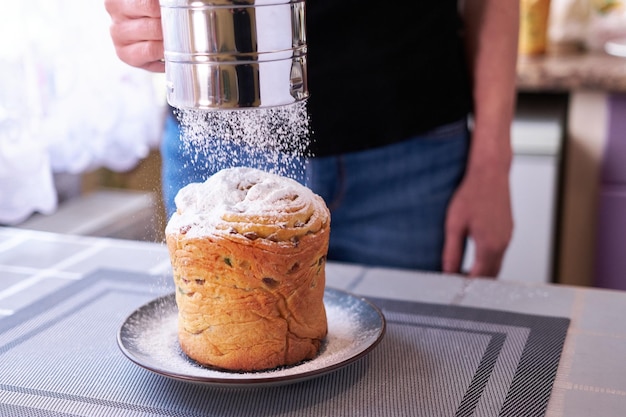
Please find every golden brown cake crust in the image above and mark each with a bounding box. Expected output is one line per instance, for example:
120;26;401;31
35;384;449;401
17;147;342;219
165;167;330;372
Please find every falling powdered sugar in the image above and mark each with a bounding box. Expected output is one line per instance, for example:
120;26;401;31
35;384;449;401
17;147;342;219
174;101;312;182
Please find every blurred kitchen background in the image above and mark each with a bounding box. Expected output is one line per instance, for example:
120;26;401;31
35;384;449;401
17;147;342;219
1;0;626;290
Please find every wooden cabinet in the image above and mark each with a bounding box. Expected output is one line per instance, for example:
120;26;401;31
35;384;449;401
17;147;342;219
517;53;626;287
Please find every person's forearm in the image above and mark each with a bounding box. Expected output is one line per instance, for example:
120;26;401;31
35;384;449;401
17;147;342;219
461;0;519;173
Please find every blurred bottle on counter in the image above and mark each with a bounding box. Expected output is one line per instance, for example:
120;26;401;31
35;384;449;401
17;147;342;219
548;0;592;54
586;0;626;53
519;0;553;54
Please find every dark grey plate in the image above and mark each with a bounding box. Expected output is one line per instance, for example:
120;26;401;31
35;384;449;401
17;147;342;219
117;287;386;387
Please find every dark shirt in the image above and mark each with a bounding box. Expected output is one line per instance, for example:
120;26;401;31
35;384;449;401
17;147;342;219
306;0;472;156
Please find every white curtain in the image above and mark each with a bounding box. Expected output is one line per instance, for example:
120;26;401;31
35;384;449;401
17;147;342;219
0;1;165;225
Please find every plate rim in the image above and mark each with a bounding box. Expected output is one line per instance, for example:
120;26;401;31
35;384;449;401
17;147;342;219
117;287;386;387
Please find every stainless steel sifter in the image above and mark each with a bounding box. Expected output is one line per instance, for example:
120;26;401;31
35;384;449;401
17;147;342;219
159;0;308;110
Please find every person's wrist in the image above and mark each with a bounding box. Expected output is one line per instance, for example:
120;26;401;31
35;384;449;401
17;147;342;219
466;133;512;176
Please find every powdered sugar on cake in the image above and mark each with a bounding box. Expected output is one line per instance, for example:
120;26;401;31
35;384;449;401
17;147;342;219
165;167;329;239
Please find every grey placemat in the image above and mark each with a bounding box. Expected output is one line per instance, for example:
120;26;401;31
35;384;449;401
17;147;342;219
0;269;569;417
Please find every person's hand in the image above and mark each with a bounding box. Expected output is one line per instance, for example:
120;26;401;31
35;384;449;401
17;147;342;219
442;153;513;278
446;0;517;278
104;0;165;72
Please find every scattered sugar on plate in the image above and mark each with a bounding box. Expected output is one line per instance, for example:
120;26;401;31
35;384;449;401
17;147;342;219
120;291;384;383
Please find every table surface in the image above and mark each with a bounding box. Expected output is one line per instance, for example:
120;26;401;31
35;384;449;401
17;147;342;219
1;227;625;416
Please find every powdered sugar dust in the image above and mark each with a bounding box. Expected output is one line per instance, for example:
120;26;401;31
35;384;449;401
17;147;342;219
174;101;311;182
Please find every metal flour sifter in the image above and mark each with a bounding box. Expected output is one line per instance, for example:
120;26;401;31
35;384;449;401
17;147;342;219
159;0;308;110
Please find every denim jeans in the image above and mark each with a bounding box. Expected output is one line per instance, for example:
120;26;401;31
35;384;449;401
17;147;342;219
161;112;469;271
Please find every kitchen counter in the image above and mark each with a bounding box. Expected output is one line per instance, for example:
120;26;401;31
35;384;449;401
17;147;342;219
517;51;626;92
1;227;626;416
